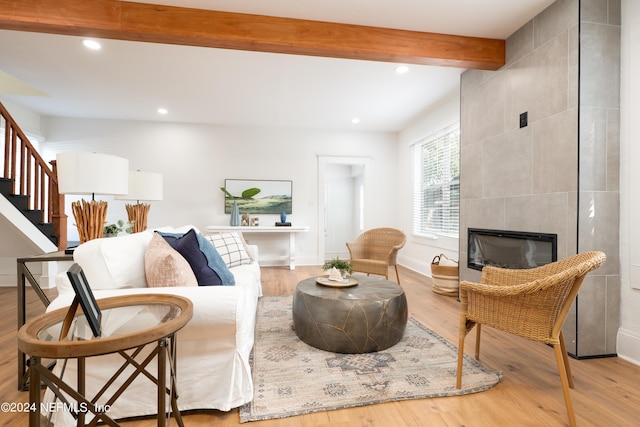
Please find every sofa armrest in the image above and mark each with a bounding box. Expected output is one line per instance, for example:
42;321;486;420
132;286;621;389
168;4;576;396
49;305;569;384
246;244;259;261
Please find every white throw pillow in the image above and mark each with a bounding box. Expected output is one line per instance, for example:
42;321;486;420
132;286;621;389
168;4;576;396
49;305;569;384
73;231;154;289
205;232;253;268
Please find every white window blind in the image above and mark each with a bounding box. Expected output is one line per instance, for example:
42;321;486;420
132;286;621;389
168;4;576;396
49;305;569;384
412;122;460;238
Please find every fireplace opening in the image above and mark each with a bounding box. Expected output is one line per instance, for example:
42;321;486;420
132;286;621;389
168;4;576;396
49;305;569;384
467;228;557;271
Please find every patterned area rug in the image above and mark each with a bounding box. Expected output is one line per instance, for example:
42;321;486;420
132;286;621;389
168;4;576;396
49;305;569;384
239;296;502;422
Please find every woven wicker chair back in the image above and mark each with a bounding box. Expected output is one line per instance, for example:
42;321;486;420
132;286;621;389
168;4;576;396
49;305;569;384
461;251;606;344
346;228;406;282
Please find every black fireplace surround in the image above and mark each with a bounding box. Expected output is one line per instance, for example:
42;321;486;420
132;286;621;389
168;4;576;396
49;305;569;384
467;228;557;271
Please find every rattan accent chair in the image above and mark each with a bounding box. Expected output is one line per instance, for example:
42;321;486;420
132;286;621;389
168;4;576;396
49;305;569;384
346;228;406;284
455;251;606;427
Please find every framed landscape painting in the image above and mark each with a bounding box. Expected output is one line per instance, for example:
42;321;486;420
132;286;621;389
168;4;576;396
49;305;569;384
224;179;292;214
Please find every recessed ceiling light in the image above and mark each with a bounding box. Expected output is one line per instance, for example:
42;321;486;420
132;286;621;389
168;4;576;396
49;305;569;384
352;118;360;124
82;39;101;50
157;108;168;115
395;65;410;74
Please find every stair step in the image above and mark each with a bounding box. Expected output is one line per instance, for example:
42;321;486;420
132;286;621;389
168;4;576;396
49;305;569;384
0;178;14;196
39;223;58;246
6;194;29;211
23;209;44;224
1;190;59;247
39;222;54;234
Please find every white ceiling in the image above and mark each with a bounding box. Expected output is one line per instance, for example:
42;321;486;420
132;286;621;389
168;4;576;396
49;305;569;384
0;0;555;132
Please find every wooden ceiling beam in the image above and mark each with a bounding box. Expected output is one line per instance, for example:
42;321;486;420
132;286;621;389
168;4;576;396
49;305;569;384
0;0;505;70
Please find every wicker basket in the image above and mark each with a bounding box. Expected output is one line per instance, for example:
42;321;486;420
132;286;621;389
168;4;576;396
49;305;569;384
430;254;459;296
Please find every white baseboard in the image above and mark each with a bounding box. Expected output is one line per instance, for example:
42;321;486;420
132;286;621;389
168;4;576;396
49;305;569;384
0;274;16;287
0;259;69;288
0;276;57;288
0;269;19;287
398;255;432;277
617;328;640;366
258;255;319;268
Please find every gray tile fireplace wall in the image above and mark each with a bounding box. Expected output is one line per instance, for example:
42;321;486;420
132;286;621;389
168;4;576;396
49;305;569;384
459;0;620;358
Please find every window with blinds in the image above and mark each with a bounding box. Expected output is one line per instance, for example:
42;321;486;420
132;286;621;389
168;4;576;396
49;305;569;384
412;122;460;238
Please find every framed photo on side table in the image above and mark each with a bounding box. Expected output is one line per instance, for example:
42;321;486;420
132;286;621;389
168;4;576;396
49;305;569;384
64;263;102;338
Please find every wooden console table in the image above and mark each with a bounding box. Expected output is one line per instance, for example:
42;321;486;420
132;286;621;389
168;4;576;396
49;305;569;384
205;225;310;270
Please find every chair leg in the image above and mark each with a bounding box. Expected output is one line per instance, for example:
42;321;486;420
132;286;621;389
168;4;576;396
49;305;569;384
558;331;574;388
456;315;472;389
394;265;401;284
456;331;466;389
554;343;577;427
475;324;482;359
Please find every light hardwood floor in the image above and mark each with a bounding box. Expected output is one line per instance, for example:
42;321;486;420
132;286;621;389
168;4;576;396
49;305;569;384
2;265;640;426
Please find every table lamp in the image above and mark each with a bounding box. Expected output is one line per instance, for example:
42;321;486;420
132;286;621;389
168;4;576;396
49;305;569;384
116;170;163;233
56;152;129;243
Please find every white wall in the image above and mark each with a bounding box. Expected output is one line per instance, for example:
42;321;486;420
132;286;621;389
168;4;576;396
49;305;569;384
40;117;399;267
618;0;640;365
0;99;45;141
396;92;460;276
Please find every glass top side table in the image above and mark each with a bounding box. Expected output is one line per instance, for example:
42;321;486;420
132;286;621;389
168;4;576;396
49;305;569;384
18;294;193;427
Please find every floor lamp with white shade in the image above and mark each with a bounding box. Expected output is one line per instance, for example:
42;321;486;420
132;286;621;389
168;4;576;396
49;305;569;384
116;171;163;233
56;152;129;244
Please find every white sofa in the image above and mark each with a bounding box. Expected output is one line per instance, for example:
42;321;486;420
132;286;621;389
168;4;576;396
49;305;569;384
44;226;261;425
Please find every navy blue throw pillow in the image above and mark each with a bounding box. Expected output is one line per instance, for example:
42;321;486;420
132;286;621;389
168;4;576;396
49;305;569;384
161;229;222;286
158;229;235;286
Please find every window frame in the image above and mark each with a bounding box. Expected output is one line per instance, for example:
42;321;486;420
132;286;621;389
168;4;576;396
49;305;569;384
411;122;460;239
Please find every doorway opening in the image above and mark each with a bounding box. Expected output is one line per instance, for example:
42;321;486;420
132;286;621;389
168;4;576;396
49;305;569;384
317;156;369;264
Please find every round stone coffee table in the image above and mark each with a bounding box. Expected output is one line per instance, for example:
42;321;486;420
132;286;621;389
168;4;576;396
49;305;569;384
292;276;408;353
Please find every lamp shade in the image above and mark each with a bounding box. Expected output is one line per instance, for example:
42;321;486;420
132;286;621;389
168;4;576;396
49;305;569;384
56;152;129;196
115;171;163;201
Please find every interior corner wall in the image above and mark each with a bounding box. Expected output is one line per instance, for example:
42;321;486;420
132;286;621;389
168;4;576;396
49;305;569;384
459;0;621;358
39;118;399;267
